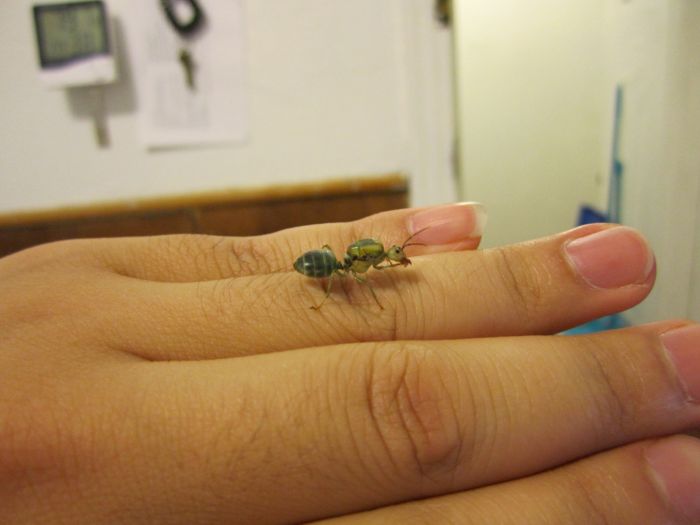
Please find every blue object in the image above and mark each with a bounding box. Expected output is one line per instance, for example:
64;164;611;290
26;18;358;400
575;85;625;225
577;205;608;225
562;315;628;335
607;86;624;224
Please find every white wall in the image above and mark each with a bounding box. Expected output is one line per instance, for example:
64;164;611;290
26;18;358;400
0;1;456;214
453;0;608;248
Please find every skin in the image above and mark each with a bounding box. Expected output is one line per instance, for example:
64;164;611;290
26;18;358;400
0;206;698;524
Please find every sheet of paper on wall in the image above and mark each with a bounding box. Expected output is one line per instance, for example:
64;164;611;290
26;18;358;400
125;0;247;149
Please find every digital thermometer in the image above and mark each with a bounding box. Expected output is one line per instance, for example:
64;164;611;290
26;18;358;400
33;1;117;88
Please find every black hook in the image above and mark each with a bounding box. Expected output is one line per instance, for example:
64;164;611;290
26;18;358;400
160;0;205;37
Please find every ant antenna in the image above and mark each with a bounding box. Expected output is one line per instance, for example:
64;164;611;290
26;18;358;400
401;225;431;249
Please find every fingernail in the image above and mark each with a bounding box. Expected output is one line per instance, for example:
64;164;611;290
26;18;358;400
407;202;487;245
646;436;700;521
563;226;655;288
661;324;700;402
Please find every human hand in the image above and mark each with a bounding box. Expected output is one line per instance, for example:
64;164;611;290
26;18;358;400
1;203;699;524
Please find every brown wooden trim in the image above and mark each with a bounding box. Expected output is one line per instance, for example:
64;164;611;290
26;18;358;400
0;173;408;227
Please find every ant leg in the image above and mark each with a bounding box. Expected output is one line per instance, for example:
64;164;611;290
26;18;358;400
352;272;384;310
373;262;402;270
311;274;335;310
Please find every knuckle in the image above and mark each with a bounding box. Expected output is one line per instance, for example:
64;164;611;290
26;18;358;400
579;337;631;429
565;474;616;525
562;462;635;525
489;246;548;321
363;343;463;484
576;330;670;438
145;234;272;278
148;234;250;279
389;291;413;340
226;237;269;275
147;235;207;277
227;234;302;276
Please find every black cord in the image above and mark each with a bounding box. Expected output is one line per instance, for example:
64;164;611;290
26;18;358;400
160;0;205;37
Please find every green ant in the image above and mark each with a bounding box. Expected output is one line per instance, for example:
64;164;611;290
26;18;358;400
293;228;427;310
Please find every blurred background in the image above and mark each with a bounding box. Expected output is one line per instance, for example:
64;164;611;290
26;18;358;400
0;0;698;325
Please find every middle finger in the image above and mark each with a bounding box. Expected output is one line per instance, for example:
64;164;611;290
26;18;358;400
88;224;655;360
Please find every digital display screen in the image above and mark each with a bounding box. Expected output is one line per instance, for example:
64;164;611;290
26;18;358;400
33;2;110;68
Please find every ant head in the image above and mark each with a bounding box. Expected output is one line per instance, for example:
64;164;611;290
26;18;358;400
386;226;430;266
386;244;410;265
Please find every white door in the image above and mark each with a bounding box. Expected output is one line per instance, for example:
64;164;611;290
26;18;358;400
452;0;700;322
452;0;607;248
613;0;700;323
